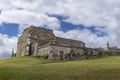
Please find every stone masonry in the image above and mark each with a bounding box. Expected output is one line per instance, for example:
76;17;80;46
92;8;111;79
16;26;120;60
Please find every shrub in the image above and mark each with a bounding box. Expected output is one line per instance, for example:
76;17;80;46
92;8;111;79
43;54;49;59
36;54;49;59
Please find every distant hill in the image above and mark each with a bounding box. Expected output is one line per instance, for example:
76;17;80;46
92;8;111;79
0;56;120;80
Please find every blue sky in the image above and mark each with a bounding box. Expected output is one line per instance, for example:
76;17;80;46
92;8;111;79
0;23;18;36
0;0;120;58
0;19;106;37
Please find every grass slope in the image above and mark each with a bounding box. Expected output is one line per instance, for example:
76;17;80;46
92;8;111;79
0;56;120;80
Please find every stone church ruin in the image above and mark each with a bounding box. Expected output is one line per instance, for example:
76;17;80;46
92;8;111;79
16;26;120;60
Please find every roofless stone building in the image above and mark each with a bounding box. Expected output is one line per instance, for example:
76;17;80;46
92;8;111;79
16;26;120;60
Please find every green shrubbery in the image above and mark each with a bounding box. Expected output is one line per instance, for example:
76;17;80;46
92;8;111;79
36;54;49;59
43;54;49;59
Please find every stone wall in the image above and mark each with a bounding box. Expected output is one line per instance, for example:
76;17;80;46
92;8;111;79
16;26;120;60
16;26;85;57
16;35;28;56
107;49;120;55
16;26;55;56
56;37;85;48
36;45;106;60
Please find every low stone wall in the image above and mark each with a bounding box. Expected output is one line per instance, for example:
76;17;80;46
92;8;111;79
63;48;105;60
36;43;120;60
36;45;108;60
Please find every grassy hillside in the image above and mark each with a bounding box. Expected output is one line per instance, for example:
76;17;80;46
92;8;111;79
0;56;120;80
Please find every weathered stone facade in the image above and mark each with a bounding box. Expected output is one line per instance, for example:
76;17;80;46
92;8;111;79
16;26;120;60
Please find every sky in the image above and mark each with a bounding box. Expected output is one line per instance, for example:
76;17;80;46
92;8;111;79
0;0;120;58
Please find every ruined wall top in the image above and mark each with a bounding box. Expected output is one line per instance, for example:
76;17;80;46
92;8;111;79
20;26;55;40
18;26;85;47
55;37;85;48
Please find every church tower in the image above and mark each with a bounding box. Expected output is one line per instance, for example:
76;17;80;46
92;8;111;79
107;41;110;49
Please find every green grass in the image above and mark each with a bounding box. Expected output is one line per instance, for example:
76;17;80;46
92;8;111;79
0;56;120;80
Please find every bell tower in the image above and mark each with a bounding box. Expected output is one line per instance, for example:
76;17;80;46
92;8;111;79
107;41;110;49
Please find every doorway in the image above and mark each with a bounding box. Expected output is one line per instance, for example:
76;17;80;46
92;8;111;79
59;51;64;60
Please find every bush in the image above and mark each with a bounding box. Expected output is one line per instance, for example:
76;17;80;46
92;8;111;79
36;54;49;59
43;54;49;59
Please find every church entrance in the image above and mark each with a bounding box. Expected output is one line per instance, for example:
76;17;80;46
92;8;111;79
60;51;64;60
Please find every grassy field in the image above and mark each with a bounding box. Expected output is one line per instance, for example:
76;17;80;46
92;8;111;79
0;56;120;80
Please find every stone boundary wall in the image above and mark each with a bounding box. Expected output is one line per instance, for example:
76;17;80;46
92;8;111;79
37;44;109;60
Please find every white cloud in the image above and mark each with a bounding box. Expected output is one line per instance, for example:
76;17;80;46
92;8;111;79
0;10;60;32
0;0;120;58
54;29;108;48
0;34;17;58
